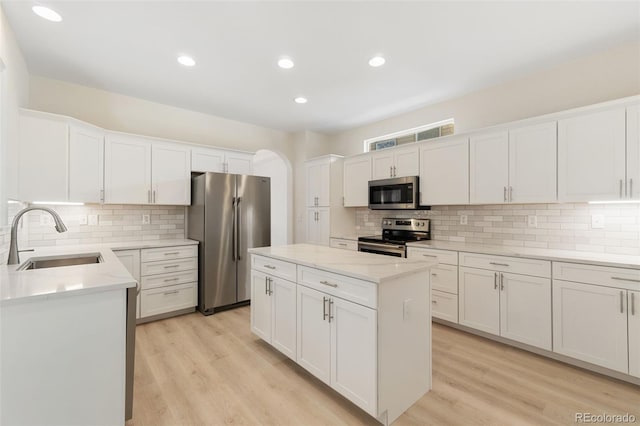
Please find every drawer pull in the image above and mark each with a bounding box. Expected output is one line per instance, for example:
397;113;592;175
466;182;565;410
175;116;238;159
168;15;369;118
432;300;437;304
164;265;180;269
320;280;338;288
494;272;498;290
163;290;179;296
164;277;180;282
164;252;180;256
422;254;437;258
611;277;640;283
632;293;636;316
264;265;276;270
620;291;624;313
431;272;437;276
489;262;509;267
338;243;347;246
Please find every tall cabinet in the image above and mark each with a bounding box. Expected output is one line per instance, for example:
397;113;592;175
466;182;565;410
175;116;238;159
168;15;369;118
305;155;355;246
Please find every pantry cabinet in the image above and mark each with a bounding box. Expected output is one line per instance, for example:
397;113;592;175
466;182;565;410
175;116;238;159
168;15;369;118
343;154;371;207
419;136;469;205
371;145;419;179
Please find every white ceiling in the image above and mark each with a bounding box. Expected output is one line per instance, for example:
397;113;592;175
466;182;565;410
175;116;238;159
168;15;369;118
3;1;639;133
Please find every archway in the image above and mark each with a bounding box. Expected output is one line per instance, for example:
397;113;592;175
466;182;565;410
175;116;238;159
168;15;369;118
253;149;293;245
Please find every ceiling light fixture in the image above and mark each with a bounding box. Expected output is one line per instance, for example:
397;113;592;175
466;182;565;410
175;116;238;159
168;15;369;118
294;97;308;104
177;55;196;67
32;5;62;22
278;58;295;69
368;56;386;67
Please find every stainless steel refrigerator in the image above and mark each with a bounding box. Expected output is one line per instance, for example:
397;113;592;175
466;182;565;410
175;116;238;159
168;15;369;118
188;172;271;315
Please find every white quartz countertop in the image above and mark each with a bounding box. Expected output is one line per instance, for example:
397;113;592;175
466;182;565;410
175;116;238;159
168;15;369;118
0;239;199;305
249;243;434;283
406;240;640;269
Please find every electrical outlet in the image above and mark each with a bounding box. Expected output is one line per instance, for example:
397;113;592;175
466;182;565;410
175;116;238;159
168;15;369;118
591;214;605;229
142;214;151;225
40;215;53;226
79;215;88;225
527;215;537;228
459;215;468;225
88;215;98;226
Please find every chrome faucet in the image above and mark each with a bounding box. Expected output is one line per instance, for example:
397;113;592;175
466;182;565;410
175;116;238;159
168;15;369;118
7;207;68;265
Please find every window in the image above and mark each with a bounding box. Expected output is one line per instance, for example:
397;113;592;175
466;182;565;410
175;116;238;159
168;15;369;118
364;119;454;152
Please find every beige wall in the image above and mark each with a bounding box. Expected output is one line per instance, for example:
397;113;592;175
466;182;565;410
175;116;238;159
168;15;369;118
329;41;640;156
0;4;30;223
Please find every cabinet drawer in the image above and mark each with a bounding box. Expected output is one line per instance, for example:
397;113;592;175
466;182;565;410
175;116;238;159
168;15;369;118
459;252;550;278
252;255;297;282
407;247;458;265
298;266;377;309
432;290;458;323
430;263;458;294
140;282;197;318
141;245;197;262
553;262;640;291
141;269;198;290
141;257;197;277
330;238;357;251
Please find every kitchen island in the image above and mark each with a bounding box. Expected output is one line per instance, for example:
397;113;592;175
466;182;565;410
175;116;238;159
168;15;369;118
248;244;435;425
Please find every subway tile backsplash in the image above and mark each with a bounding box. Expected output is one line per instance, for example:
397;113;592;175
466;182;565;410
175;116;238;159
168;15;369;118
355;203;640;256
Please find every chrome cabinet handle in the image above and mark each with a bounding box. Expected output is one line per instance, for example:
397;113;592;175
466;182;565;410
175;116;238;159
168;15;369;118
509;186;513;202
432;300;437;304
500;273;504;291
503;186;507;202
264;264;276;270
393;166;397;177
153;190;156;204
164;252;179;256
632;293;636;316
320;280;338;288
323;296;328;320
100;189;104;203
630;178;634;198
328;299;334;323
620;179;624;198
422;254;437;258
163;290;179;296
490;262;509;267
268;277;273;295
389;166;393;177
237;197;242;261
265;276;268;295
163;265;179;269
232;197;237;261
494;272;498;290
431;272;438;277
620;291;624;314
164;277;180;282
611;277;640;283
338;243;347;246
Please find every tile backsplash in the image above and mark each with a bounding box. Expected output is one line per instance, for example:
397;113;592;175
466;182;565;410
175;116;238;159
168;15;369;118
356;203;640;256
9;203;186;248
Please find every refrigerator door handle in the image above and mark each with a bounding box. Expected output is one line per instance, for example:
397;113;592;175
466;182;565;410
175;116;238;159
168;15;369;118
232;197;237;261
237;197;242;261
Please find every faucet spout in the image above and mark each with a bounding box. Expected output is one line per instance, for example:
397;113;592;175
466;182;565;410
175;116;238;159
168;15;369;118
7;207;68;265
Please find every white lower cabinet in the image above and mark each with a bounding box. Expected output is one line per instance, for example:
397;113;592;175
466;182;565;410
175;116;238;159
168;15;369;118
250;270;297;360
297;285;332;384
431;290;458;323
629;291;640;378
459;267;500;334
114;249;141;319
141;283;197;318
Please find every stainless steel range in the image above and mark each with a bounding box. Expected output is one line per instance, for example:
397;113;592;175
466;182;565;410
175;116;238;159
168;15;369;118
358;217;430;257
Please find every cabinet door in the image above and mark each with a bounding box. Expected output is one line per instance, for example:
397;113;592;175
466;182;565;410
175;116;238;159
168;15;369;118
508;122;557;203
419;136;469;205
297;285;331;385
469;131;509;204
306;209;319;244
19;113;68;202
343;156;371;207
552;280;628;373
558;108;626;202
330;297;377;416
69;124;104;203
152;144;191;205
629;290;640;378
226;152;254;175
459;267;500;335
371;150;395;179
627;105;640;200
393;145;419;178
250;271;272;342
306;160;330;206
316;207;330;246
499;273;551;350
115;250;141;319
271;277;297;361
104;134;152;204
191;148;225;173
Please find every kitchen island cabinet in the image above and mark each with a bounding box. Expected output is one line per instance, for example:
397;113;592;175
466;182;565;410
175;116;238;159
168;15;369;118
249;244;433;425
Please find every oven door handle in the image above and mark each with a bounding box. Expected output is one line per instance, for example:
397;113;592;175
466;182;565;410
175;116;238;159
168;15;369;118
358;241;405;250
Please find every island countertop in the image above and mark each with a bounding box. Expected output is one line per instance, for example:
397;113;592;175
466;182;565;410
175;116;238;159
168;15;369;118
249;243;435;283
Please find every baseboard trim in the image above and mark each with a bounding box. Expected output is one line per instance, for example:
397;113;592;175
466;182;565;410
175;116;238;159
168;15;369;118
136;307;196;324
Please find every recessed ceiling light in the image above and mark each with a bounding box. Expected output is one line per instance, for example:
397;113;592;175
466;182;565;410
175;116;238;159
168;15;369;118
177;55;196;67
32;5;62;22
294;97;307;104
278;58;295;69
368;56;386;67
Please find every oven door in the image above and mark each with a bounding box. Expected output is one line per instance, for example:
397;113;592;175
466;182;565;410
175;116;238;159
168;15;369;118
358;241;406;257
368;177;418;210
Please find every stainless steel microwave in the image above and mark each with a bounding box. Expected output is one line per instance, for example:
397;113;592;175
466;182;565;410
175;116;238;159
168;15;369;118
368;176;425;210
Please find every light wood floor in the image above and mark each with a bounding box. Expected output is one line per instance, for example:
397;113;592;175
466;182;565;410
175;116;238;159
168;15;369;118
127;307;639;426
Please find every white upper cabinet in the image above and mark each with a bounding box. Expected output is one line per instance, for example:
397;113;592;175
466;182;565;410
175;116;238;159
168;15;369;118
306;158;331;207
558;108;626;202
152;143;191;205
104;133;152;204
18;111;69;202
419;136;469;206
627;105;640;200
371;145;419;180
470;131;509;204
69;123;104;203
343;154;371;207
191;147;253;175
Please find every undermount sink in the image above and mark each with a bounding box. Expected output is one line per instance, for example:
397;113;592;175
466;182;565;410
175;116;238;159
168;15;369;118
17;253;103;271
